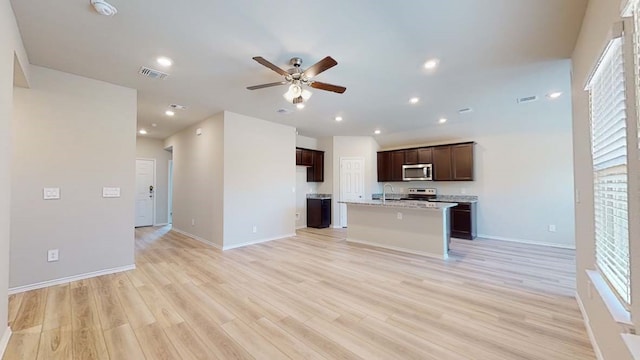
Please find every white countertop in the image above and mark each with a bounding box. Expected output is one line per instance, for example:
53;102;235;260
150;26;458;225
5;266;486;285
340;200;458;211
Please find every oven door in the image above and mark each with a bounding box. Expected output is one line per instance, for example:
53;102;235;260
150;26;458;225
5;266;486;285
402;164;432;181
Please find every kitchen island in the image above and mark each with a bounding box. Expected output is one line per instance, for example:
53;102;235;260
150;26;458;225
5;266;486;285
340;200;457;259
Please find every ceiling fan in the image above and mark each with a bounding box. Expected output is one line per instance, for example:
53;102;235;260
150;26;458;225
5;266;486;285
247;56;346;104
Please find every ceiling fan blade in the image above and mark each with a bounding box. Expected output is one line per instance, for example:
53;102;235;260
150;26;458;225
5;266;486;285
303;56;338;78
246;81;288;90
252;56;289;76
309;81;346;94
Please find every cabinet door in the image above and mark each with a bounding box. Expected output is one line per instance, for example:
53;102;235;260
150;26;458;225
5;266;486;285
313;151;324;182
307;199;321;228
433;146;452;181
390;151;405;181
451;143;474;180
404;149;418;165
300;149;314;166
296;148;302;165
377;152;391;182
417;148;433;164
451;208;472;235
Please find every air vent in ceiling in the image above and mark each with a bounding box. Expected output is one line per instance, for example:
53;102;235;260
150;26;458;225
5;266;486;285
276;108;292;114
458;107;473;114
517;95;538;104
138;66;169;80
169;104;187;110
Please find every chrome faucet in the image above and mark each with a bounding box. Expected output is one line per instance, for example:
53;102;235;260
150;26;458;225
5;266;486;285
382;183;395;203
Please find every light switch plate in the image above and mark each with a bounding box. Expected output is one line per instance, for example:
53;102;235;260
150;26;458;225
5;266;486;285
102;187;121;198
43;188;60;200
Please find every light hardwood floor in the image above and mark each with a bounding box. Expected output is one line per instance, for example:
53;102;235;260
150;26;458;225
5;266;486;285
4;226;595;359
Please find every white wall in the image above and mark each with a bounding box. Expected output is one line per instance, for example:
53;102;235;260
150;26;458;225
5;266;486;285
136;137;172;225
1;0;30;347
11;65;137;289
164;113;224;247
222;111;296;248
572;0;633;358
331;136;381;227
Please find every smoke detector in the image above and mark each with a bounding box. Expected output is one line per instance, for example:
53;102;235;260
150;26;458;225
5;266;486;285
90;0;117;16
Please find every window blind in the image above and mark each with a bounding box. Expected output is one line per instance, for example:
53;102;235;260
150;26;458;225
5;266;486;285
589;38;631;304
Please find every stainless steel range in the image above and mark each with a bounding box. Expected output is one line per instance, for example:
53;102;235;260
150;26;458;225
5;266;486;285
401;188;437;201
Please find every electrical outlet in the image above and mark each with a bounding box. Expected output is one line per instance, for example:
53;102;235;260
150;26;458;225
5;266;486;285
47;249;59;262
397;212;403;220
191;219;195;226
252;226;257;233
295;213;300;220
548;224;556;232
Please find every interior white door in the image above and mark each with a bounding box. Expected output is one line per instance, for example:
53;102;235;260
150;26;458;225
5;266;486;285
168;159;173;224
135;159;155;227
340;157;365;227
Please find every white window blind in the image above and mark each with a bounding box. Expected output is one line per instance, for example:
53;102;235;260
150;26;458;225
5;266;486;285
588;37;631;304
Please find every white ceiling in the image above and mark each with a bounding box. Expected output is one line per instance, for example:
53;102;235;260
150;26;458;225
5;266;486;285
10;0;587;146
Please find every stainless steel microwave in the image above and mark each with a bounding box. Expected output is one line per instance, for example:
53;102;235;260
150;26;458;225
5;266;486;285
402;164;433;181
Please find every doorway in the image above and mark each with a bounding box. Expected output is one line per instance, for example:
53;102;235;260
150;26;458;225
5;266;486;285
168;159;173;224
135;158;156;227
339;157;365;227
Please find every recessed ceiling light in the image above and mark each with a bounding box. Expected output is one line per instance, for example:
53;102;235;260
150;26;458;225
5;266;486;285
547;91;562;99
296;103;305;110
409;97;420;104
424;59;439;69
335;116;343;122
374;130;381;135
157;57;173;67
138;129;147;135
439;118;448;124
165;110;175;116
151;123;157;127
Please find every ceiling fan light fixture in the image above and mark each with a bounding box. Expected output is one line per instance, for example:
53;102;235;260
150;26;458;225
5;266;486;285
283;84;312;104
90;0;118;16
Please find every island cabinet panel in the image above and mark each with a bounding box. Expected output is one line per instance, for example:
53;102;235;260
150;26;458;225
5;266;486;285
433;146;453;181
390;151;405;181
404;149;418;165
417;148;433;164
307;150;324;182
451;143;474;180
377;152;392;182
450;202;476;240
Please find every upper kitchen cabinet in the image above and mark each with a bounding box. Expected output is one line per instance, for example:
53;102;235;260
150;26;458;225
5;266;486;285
296;148;314;166
404;149;418;165
433;142;474;181
451;143;474;181
417;148;433;164
377;152;392;182
390;151;405;181
432;146;453;181
307;150;324;182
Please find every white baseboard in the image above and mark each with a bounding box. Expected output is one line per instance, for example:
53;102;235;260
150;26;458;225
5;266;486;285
153;222;169;226
332;225;344;229
8;264;135;295
346;238;448;260
223;233;296;251
477;233;575;249
171;228;221;249
576;292;605;360
296;225;307;230
0;327;11;359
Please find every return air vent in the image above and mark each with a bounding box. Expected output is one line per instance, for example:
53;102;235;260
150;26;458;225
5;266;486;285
517;95;538;104
169;104;187;110
138;66;169;80
458;107;473;114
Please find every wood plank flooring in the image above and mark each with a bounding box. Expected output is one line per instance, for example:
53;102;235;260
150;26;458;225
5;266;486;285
4;226;595;359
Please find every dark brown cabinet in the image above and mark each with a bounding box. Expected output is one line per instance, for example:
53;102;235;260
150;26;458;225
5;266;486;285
433;146;452;181
377;152;392;182
404;149;418;165
296;147;324;182
450;202;477;240
390;151;405;181
417;148;432;164
307;150;324;182
296;148;314;166
451;143;474;181
307;198;331;228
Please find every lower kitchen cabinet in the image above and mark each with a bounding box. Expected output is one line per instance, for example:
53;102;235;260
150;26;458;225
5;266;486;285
450;202;477;240
307;198;331;228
